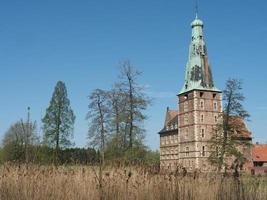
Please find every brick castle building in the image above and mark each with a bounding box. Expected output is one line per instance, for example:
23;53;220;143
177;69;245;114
159;15;254;172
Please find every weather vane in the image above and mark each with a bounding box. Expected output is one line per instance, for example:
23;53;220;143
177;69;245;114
195;0;199;19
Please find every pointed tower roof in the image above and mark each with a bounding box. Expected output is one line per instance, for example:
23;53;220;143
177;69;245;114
179;16;220;94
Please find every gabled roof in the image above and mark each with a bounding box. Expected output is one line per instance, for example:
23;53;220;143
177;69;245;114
253;144;267;162
159;108;178;134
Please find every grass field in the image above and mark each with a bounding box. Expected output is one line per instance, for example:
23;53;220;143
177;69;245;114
0;164;266;200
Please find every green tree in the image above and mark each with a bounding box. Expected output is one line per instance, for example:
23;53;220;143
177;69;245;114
209;79;250;174
2;120;38;163
42;81;75;164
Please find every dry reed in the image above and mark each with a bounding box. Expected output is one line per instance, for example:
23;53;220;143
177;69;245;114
0;164;266;200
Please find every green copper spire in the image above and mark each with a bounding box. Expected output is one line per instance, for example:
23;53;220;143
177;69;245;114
179;17;220;94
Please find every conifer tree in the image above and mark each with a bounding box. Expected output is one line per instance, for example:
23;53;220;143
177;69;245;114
42;81;75;164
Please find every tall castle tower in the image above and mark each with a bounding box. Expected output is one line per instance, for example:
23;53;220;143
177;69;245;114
159;15;254;173
177;16;222;171
159;15;223;171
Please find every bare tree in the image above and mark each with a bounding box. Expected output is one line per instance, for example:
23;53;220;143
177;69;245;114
118;60;150;149
209;79;250;175
87;89;110;193
108;84;128;149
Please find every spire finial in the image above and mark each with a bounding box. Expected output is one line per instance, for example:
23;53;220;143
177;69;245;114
195;0;199;19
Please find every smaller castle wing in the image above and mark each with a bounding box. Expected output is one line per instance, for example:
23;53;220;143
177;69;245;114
159;107;178;134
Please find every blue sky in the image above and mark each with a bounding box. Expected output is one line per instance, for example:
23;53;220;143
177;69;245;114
0;0;266;150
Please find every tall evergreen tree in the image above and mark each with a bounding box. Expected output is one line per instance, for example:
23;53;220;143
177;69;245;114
42;81;75;163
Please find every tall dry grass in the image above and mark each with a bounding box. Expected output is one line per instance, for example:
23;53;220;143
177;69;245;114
0;164;266;200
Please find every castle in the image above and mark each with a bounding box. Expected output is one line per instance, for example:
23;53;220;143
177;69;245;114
158;15;254;172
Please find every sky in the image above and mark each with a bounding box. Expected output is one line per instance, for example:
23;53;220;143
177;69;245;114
0;0;267;150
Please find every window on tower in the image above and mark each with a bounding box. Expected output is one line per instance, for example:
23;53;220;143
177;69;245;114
185;128;189;140
184;114;189;125
200;100;204;109
216;146;219;157
214;102;218;111
201;128;205;138
202;146;205;156
201;114;204;123
215;115;218;122
184;101;188;112
185;147;189;157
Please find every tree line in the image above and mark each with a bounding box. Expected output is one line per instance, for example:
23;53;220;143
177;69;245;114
0;60;159;166
0;58;250;175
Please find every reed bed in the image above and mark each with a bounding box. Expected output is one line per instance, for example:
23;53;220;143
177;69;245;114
0;164;266;200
